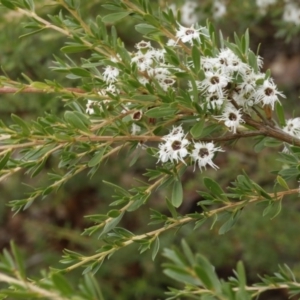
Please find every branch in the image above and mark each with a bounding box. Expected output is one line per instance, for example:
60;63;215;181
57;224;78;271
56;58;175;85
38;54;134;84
243;114;300;146
65;187;298;272
0;273;68;300
0;87;86;94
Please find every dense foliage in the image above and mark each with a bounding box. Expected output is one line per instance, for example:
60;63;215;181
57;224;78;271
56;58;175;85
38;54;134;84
0;0;300;299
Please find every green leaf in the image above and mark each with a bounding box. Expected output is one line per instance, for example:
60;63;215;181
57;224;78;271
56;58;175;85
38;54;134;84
0;0;16;9
264;69;271;80
275;102;286;127
237;261;247;287
244;29;250;53
132;94;157;101
30;81;49;90
11;114;30;135
10;241;25;280
203;177;226;201
192;45;201;73
103;181;131;197
23;0;35;11
194;254;221;291
190;118;205;138
166;198;178;218
0;151;11;170
69;67;90;77
107;209;121;218
51;273;73;296
181;240;195;266
171;180;183;208
61;45;90;53
64;111;90;132
199;124;220;138
19;28;45;38
247;50;258;73
99;212;124;237
88;147;107;167
135;23;157;34
218;211;241;234
163;267;200;286
276;175;289;190
102;12;130;23
145;107;177;118
152;237;160;261
263;200;282;219
30;158;47;177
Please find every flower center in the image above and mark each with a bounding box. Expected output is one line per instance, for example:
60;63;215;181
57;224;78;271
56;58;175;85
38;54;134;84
163;78;175;85
199;148;209;157
172;140;182;150
133;111;142;120
185;29;195;35
209;95;219;101
219;58;227;65
138;42;148;48
229;113;237;121
265;87;274;96
210;76;220;84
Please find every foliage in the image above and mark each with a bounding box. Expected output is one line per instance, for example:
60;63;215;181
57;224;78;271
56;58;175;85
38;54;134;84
0;0;300;299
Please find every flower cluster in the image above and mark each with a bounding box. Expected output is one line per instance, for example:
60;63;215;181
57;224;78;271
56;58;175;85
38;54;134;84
131;40;178;91
169;1;198;26
86;55;121;114
256;0;277;14
283;1;300;26
189;47;285;133
158;126;223;171
85;22;287;159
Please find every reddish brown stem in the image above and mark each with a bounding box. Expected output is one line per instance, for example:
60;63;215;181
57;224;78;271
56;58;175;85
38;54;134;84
0;87;86;94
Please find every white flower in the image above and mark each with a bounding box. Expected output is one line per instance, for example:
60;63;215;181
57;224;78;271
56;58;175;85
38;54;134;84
191;141;223;171
283;118;300;137
254;79;285;110
148;48;166;63
216;106;245;133
135;40;152;51
131;52;153;72
102;65;119;83
168;1;198;27
148;67;171;80
213;0;227;19
197;70;231;98
157;126;190;164
165;125;186;139
256;0;277;14
201;57;219;72
131;123;141;135
232;87;255;109
205;93;225;109
86;100;96;114
138;76;149;86
105;84;119;95
239;71;257;94
167;39;177;46
158;77;176;91
86;88;115;115
176;23;206;45
181;1;199;26
217;48;249;75
283;2;300;26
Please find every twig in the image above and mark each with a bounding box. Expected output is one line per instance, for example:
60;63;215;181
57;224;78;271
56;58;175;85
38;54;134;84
0;87;85;94
0;273;68;300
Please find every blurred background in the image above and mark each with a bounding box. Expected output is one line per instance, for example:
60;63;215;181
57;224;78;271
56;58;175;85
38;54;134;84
1;0;300;299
